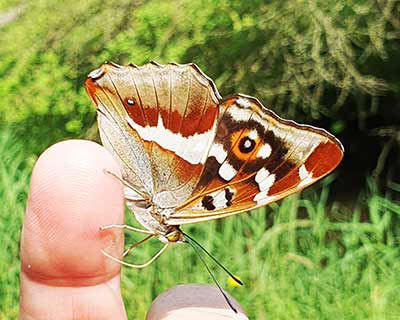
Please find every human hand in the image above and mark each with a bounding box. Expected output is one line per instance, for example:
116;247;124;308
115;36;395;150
20;140;248;319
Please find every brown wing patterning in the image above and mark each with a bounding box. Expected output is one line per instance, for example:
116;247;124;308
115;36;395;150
85;62;221;206
86;62;344;225
170;94;344;224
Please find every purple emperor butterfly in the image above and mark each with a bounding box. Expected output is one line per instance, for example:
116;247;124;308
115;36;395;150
85;61;343;264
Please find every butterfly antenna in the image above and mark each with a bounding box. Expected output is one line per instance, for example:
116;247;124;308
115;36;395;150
182;232;243;286
185;239;238;313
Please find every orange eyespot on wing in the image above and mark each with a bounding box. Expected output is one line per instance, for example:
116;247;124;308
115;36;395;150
169;94;344;225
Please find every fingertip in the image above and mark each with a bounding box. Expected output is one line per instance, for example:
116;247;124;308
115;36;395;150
21;139;125;286
146;284;248;320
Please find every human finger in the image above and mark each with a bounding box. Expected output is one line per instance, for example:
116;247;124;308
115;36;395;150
20;140;127;319
146;284;248;320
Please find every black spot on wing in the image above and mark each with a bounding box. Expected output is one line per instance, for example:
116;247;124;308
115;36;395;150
225;188;233;206
239;137;256;153
202;195;216;211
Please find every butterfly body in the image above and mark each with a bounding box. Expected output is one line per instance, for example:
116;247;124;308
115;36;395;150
85;62;343;243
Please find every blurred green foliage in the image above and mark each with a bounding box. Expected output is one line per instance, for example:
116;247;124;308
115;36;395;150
1;1;400;317
0;0;399;157
1;128;399;318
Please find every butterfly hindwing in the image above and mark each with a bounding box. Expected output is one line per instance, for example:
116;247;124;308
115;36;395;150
169;95;344;224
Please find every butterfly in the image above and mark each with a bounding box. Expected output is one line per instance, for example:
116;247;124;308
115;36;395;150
85;61;344;262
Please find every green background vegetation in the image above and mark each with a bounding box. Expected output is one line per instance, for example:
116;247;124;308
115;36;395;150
0;0;399;318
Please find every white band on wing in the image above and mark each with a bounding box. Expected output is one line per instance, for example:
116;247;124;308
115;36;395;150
126;114;216;165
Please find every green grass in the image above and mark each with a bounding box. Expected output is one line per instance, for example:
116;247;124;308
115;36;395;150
0;129;31;319
1;130;400;319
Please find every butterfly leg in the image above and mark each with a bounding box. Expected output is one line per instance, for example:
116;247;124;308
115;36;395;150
101;242;169;268
100;224;154;235
123;234;154;257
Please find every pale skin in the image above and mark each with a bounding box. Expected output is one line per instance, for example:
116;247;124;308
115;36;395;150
19;139;248;319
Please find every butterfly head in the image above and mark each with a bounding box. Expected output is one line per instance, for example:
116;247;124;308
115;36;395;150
158;227;184;244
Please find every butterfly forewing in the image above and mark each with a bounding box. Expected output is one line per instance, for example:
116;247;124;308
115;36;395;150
170;95;344;224
85;62;221;206
86;64;154;196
